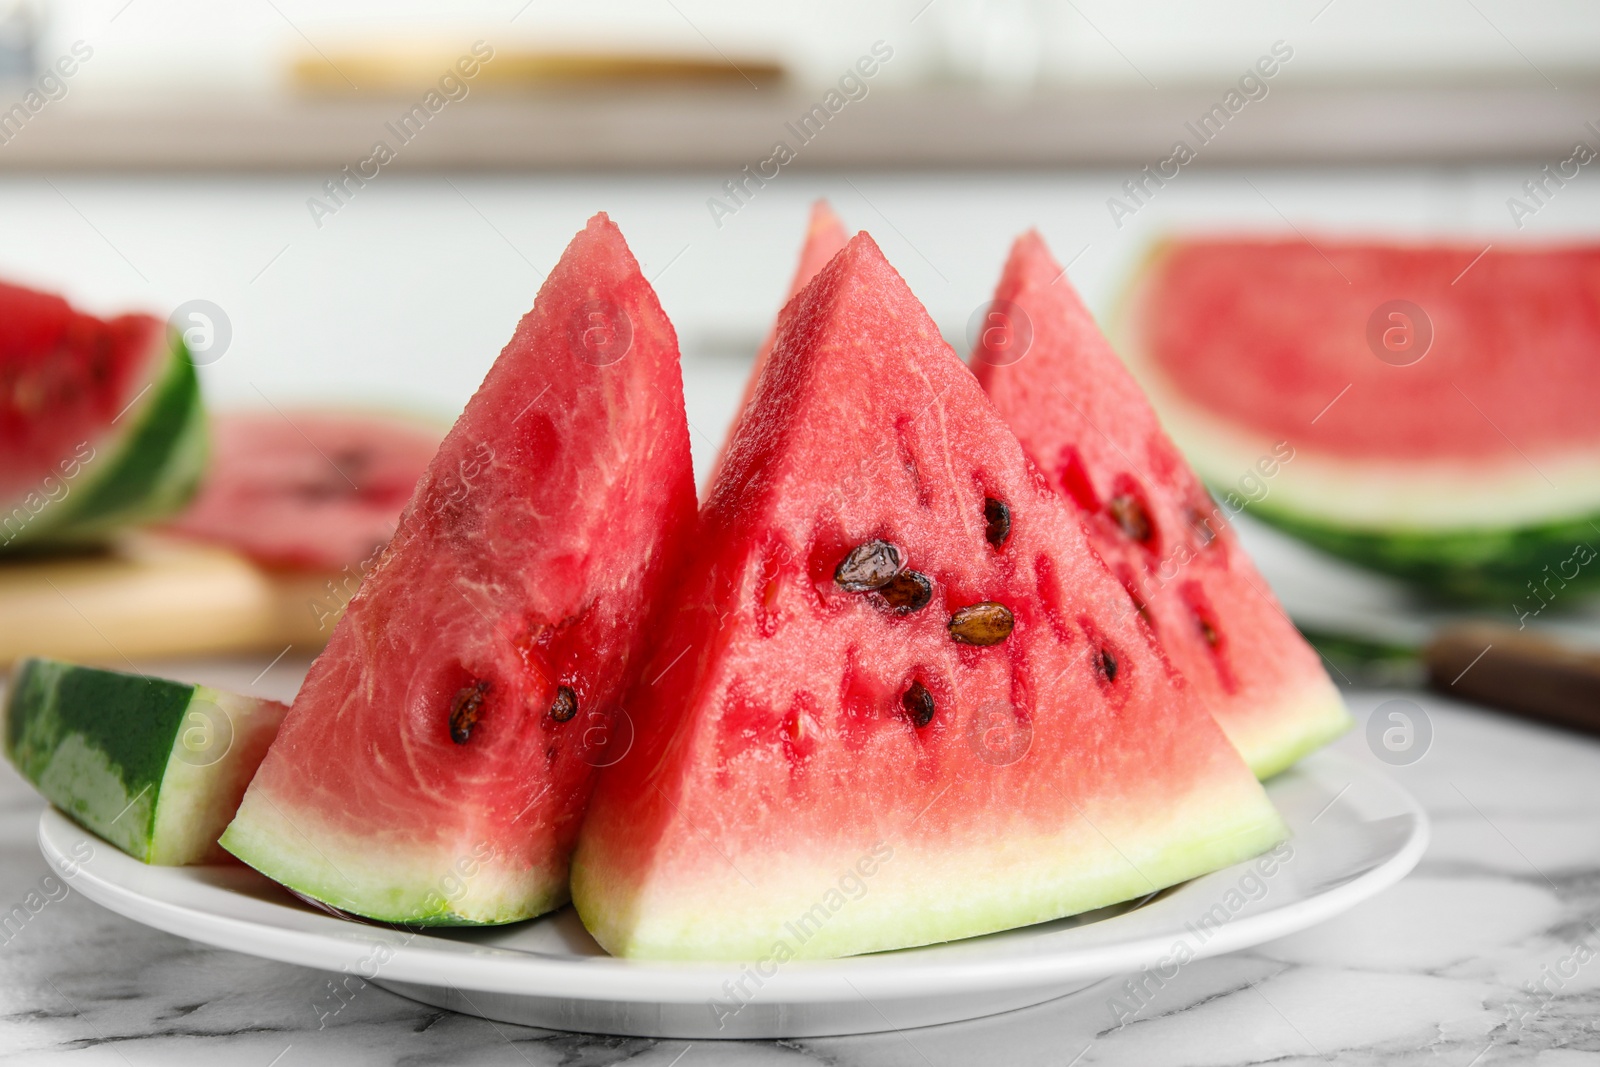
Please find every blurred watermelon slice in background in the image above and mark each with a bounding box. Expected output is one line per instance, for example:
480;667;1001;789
1115;237;1600;603
0;280;205;551
163;409;441;572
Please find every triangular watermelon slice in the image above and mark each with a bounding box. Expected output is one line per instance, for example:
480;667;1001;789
705;200;847;489
221;214;698;925
971;232;1350;778
572;233;1285;960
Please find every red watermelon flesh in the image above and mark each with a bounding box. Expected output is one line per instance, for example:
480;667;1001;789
220;214;698;925
706;200;847;488
971;232;1349;778
163;409;441;571
572;233;1284;960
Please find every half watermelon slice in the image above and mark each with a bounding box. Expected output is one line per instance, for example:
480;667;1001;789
1;280;206;550
706;199;847;489
221;214;698;925
572;233;1285;960
1114;237;1600;602
973;232;1350;778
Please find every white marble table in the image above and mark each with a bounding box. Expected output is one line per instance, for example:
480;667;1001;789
3;657;1597;1066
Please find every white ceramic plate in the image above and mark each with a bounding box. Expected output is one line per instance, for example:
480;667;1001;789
38;749;1425;1040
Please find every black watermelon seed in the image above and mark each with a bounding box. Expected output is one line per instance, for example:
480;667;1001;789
1108;494;1153;543
948;602;1015;646
834;540;904;592
549;685;578;723
1199;618;1220;647
1098;647;1119;682
878;570;933;614
449;680;490;744
983;497;1012;547
902;681;936;728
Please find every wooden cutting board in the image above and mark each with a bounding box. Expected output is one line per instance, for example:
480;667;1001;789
0;534;340;669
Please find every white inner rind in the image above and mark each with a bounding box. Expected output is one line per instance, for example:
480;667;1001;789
1216;673;1352;781
1145;381;1600;531
220;795;565;925
576;776;1286;961
149;688;287;866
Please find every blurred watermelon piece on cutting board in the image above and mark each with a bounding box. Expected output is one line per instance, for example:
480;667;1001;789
0;280;205;551
164;408;441;572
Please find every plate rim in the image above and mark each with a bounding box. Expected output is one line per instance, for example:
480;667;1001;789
38;748;1428;1006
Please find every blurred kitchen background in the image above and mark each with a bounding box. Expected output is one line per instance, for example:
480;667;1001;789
3;0;1599;687
1;0;1597;440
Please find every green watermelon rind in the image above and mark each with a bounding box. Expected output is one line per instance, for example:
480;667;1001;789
5;658;284;865
1;332;207;550
1243;496;1600;604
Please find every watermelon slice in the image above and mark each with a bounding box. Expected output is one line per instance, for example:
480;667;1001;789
1;280;206;551
220;214;698;925
6;658;288;865
1114;237;1600;602
972;233;1350;778
706;200;848;489
572;233;1285;961
164;409;441;571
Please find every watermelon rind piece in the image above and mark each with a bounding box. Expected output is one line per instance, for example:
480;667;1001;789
3;332;207;550
5;658;287;865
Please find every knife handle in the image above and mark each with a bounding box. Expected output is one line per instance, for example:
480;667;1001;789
1425;623;1600;736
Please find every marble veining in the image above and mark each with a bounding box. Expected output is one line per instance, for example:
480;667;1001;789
3;665;1599;1065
